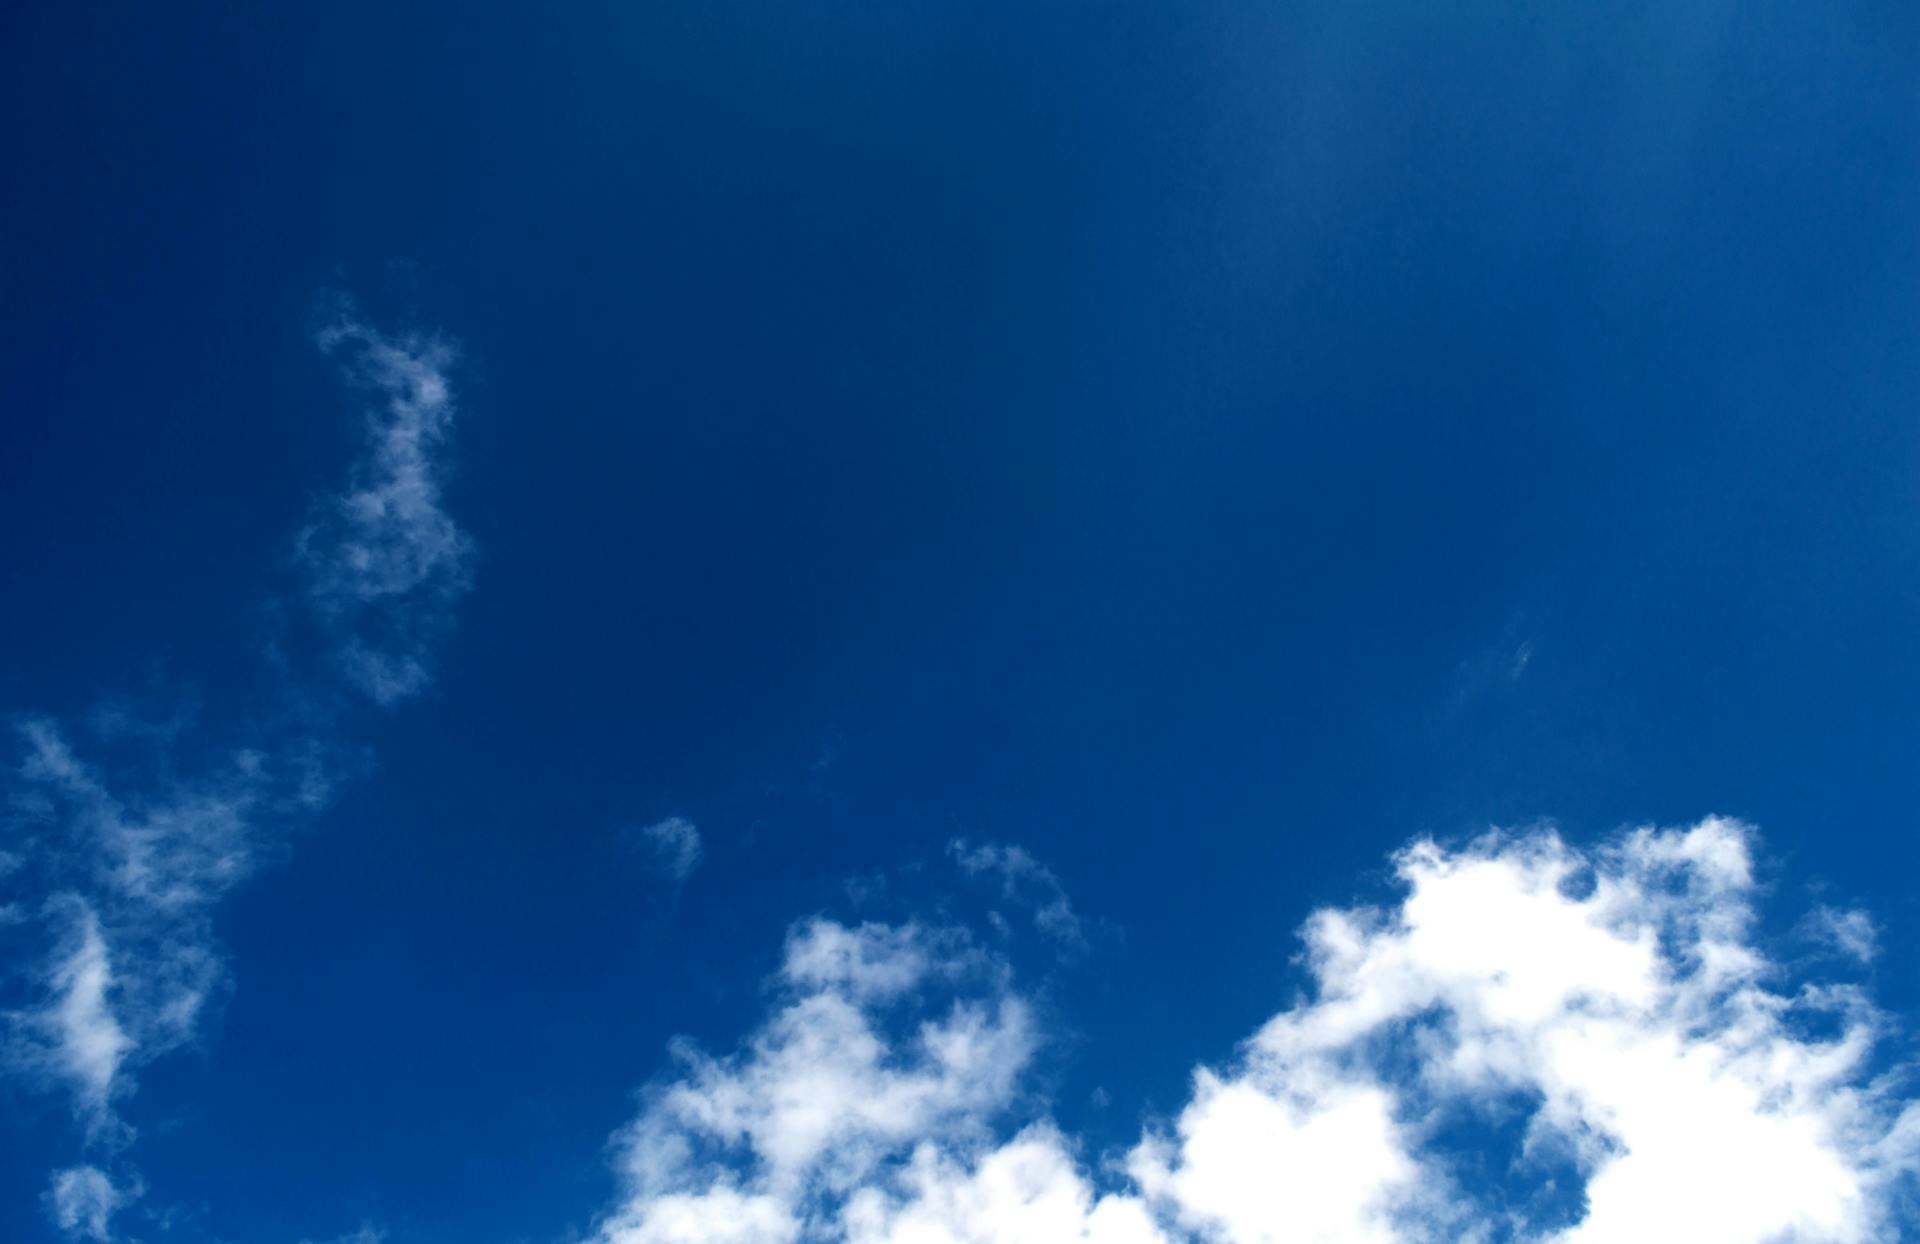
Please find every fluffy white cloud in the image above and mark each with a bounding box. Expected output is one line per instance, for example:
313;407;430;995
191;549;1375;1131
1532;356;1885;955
302;296;473;705
598;821;1920;1243
1131;819;1920;1243
44;1166;126;1242
1805;906;1879;963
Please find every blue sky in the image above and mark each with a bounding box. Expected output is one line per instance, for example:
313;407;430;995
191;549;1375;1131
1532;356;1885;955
3;3;1920;1242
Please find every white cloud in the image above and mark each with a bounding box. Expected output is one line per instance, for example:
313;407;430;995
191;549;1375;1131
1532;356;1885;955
776;919;1005;1007
40;900;132;1131
19;720;259;916
597;820;1920;1243
45;1166;126;1242
1;296;476;1221
299;1227;386;1244
641;817;704;886
6;722;274;1132
302;296;473;705
1127;818;1920;1242
1130;1072;1417;1244
949;840;1086;950
1136;817;1920;1243
595;918;1044;1244
1805;906;1879;963
841;1127;1168;1244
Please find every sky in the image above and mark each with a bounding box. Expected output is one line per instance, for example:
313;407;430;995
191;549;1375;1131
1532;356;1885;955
3;3;1920;1242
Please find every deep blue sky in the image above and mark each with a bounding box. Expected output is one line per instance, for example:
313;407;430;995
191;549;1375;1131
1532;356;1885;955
3;4;1919;1242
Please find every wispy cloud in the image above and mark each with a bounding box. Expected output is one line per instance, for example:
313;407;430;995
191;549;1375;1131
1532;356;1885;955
950;839;1087;950
44;1167;129;1243
637;817;703;887
298;1226;387;1244
301;294;474;706
595;820;1920;1243
2;297;476;1235
5;722;284;1137
1804;904;1879;963
37;900;131;1133
1127;817;1918;1242
1452;618;1541;713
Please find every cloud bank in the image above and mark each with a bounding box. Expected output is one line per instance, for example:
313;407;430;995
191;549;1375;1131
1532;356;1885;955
595;820;1920;1243
5;723;305;1141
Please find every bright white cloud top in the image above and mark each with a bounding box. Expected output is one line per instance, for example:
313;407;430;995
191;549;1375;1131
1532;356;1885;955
594;819;1919;1244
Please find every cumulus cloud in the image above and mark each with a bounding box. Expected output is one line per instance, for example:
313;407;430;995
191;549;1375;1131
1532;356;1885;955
640;817;704;886
596;820;1920;1243
949;840;1086;950
301;295;473;705
595;918;1047;1244
44;1166;127;1242
1128;816;1917;1243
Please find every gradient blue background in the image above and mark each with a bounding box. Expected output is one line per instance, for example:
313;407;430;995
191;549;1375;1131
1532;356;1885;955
3;3;1918;1240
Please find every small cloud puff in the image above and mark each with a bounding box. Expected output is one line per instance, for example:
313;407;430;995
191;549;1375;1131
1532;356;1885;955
638;817;702;886
949;840;1086;950
45;1166;126;1243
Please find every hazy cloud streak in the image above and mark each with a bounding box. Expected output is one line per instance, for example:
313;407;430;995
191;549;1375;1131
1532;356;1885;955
302;296;474;706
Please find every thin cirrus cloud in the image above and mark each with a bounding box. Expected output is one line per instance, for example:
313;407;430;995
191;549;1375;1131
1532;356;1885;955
1;298;473;1239
7;721;299;1142
639;817;704;887
949;839;1087;951
42;1166;127;1244
300;296;475;706
35;899;130;1137
592;820;1919;1244
1803;905;1879;964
